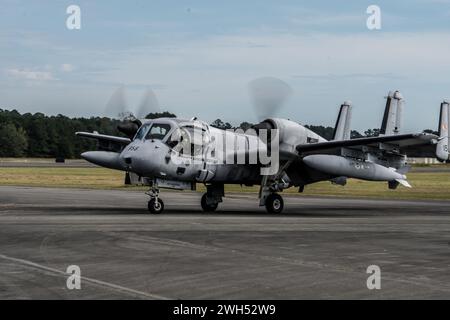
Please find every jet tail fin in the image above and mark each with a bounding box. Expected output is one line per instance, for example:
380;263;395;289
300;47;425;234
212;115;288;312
332;101;352;140
380;90;403;136
436;100;450;162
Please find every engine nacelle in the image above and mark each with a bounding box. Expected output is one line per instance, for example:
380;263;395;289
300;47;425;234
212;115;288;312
253;118;325;156
117;119;142;139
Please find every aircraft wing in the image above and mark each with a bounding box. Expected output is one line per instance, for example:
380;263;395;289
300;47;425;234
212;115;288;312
76;132;131;145
296;133;439;156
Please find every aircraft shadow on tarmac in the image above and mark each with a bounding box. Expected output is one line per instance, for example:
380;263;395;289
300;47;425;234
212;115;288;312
9;204;431;218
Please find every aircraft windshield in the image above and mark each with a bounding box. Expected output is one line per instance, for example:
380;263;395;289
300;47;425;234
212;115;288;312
145;123;172;140
134;123;151;140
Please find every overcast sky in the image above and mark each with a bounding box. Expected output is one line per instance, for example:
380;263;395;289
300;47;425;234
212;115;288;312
1;0;450;132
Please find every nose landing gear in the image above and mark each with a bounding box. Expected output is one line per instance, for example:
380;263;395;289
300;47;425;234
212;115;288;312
148;197;164;214
146;185;164;214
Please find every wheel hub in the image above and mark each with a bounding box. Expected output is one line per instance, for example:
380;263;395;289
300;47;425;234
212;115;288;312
273;199;281;210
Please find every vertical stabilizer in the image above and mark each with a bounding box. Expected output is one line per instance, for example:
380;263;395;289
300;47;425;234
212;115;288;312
436;100;450;162
332;101;352;140
380;90;403;136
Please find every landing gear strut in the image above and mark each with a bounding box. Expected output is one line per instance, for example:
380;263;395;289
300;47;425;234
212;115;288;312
201;183;224;212
146;184;164;214
259;173;289;214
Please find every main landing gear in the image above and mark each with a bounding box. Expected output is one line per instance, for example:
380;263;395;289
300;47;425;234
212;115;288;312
200;183;224;213
264;193;284;214
144;180;286;214
145;182;224;214
146;185;164;214
259;173;289;214
201;194;218;212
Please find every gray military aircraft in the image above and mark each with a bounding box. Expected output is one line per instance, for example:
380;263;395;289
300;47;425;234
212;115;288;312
77;79;450;214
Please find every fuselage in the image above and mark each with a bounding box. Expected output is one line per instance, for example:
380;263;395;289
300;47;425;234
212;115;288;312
118;117;326;185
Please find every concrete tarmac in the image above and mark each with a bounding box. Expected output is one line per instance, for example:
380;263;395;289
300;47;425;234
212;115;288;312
1;186;450;299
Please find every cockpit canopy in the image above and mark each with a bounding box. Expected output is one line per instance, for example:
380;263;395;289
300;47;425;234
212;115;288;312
134;122;172;141
133;120;211;156
146;123;171;140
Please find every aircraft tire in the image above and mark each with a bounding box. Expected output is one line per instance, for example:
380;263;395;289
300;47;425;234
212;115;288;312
148;198;164;214
265;193;284;214
201;193;218;212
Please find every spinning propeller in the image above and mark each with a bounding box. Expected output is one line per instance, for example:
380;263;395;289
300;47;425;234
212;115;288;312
104;86;161;138
248;77;293;121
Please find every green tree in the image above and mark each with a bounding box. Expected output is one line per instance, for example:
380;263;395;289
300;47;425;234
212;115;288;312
145;111;176;119
210;119;232;130
305;125;334;140
238;122;254;131
26;115;49;156
364;128;380;137
0;122;28;157
351;130;363;138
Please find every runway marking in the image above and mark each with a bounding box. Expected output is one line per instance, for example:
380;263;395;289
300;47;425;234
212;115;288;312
0;254;169;300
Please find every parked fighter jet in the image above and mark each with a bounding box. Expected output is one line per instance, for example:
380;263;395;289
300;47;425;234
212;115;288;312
77;79;449;214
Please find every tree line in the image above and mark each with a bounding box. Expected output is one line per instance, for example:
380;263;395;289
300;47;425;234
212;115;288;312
0;109;436;158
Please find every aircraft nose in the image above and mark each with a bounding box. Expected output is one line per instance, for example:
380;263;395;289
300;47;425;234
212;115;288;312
119;148;135;168
119;140;165;176
81;151;124;170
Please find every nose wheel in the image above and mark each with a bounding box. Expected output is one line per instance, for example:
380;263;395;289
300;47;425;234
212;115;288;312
148;198;164;214
265;193;284;214
146;184;164;214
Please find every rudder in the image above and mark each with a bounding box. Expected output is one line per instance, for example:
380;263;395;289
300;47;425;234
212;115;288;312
380;90;403;136
332;101;352;141
436;100;450;162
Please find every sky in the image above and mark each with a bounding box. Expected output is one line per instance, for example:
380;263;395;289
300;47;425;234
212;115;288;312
1;0;450;132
